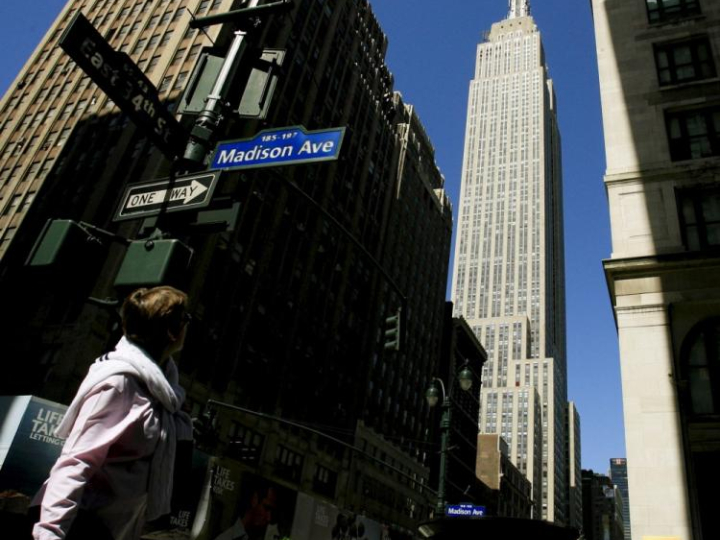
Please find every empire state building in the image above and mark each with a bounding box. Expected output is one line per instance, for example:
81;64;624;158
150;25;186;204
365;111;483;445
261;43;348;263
451;0;571;522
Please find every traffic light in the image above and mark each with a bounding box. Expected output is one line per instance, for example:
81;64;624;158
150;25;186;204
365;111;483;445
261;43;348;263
383;308;402;351
114;238;192;290
26;219;102;267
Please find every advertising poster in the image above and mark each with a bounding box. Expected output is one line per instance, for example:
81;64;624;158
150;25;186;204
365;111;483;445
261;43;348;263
191;457;297;540
142;448;211;540
0;395;68;498
290;492;390;540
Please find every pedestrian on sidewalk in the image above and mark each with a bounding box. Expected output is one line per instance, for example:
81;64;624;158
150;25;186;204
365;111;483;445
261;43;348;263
32;285;194;540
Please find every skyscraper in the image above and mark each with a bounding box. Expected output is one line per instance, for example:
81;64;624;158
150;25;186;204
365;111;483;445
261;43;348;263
581;470;626;540
609;458;631;540
567;402;583;531
450;0;569;522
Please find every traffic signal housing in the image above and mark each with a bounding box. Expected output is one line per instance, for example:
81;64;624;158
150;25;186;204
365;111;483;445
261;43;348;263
26;219;104;267
114;238;192;291
383;308;403;352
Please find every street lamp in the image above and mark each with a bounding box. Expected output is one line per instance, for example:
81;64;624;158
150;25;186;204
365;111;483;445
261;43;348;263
425;362;474;516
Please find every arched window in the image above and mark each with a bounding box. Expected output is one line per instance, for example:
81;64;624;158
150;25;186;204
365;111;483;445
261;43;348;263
682;318;720;415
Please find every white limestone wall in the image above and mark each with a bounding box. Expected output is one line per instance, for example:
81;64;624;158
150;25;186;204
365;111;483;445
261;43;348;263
615;302;691;540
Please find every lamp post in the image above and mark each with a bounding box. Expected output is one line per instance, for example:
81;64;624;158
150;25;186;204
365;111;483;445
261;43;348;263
426;362;474;517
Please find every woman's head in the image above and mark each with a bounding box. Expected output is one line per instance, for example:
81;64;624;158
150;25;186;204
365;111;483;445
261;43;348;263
121;286;189;359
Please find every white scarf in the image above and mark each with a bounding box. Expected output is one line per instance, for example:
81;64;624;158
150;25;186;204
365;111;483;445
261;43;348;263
55;336;193;520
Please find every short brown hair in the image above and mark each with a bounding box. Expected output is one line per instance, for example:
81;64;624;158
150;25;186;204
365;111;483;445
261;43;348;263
122;286;188;353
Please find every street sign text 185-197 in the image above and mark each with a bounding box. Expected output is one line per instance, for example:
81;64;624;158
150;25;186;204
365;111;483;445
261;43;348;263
60;13;187;158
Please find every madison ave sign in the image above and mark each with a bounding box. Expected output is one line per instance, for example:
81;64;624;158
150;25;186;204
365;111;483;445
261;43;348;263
211;126;346;171
446;504;487;518
114;171;220;221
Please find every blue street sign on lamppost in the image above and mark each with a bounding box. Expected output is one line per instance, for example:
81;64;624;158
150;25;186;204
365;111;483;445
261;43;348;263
211;126;345;171
446;503;487;518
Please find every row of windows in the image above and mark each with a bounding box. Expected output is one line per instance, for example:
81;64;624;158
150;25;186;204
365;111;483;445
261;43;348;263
646;0;701;24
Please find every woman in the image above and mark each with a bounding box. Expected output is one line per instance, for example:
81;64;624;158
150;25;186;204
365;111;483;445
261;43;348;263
32;286;194;540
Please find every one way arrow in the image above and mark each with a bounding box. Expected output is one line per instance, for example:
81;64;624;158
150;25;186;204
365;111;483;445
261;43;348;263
126;179;209;209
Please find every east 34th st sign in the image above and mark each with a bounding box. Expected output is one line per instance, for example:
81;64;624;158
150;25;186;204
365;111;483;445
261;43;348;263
59;12;187;159
114;172;220;222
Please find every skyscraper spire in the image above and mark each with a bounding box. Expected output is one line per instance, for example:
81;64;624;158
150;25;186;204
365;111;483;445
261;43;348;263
508;0;530;19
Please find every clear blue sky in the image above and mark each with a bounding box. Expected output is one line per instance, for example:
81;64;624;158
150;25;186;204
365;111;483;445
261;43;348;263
0;0;623;474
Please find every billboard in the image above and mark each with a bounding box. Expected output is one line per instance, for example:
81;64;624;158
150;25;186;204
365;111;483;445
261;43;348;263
291;492;391;540
187;457;393;540
190;457;298;540
0;395;68;498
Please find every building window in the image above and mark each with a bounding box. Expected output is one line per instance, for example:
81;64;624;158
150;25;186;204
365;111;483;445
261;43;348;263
160;31;174;46
132;38;147;55
678;186;720;250
312;464;337;498
187;43;202;60
159;76;173;93
681;318;720;415
655;37;716;86
274;445;303;483
147;55;161;73
666;107;720;161
20;192;35;213
227;422;264;464
646;0;701;23
170;48;186;65
0;227;17;255
197;0;211;14
173;71;189;90
3;194;22;216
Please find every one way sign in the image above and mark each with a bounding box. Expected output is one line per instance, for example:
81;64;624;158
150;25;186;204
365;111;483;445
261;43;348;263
114;171;220;221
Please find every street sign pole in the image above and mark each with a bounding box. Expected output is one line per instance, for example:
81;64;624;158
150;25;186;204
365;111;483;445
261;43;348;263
183;0;260;165
182;0;294;166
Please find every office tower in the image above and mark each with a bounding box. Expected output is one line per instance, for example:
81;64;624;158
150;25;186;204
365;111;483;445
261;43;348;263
581;470;625;540
592;0;720;538
450;0;568;522
567;402;582;531
0;0;454;531
609;458;631;540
